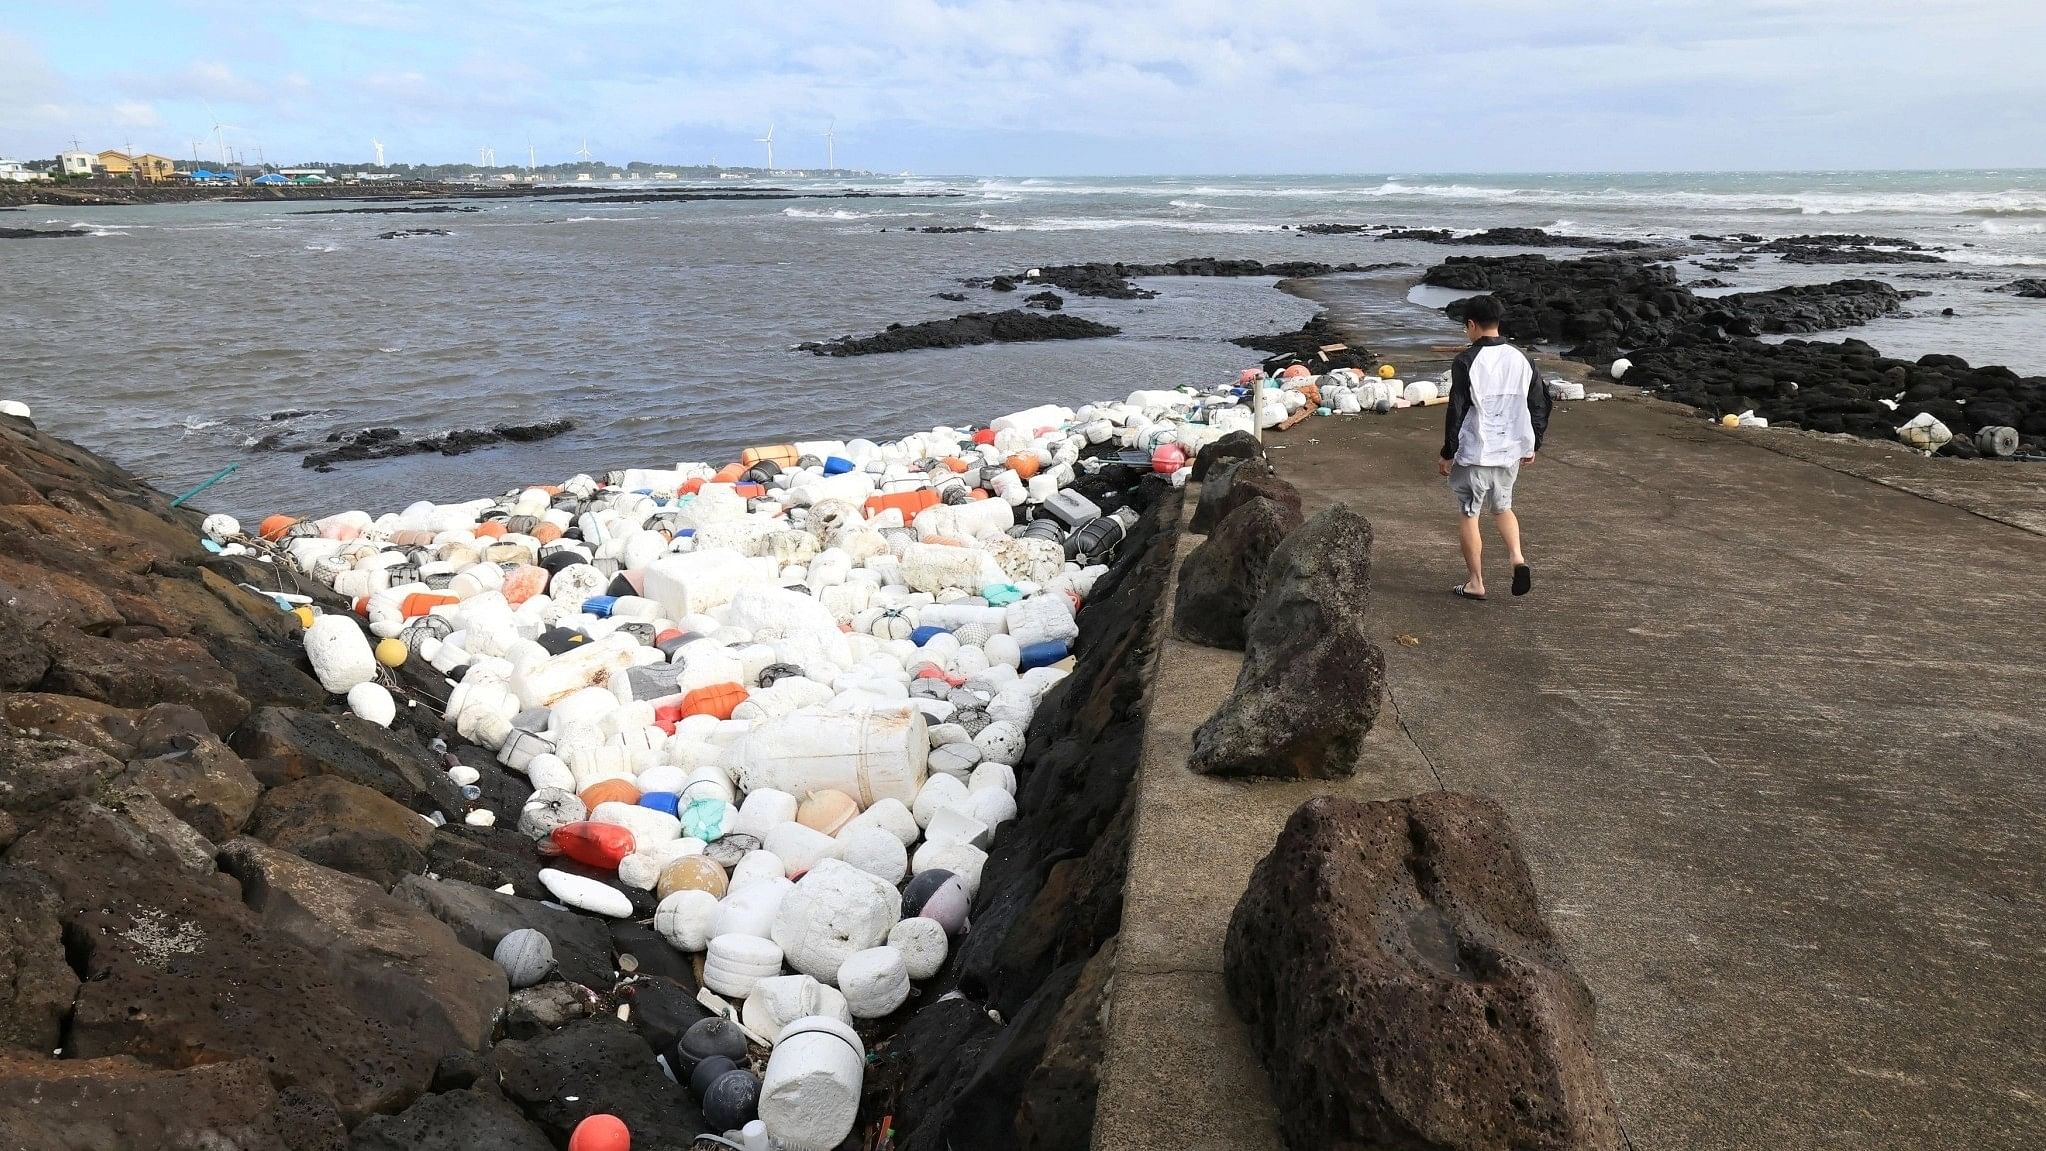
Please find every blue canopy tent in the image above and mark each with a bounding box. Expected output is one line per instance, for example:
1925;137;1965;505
251;173;288;185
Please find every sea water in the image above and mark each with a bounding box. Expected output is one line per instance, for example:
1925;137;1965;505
3;170;2040;515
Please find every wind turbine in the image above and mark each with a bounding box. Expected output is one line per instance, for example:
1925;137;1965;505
757;124;774;171
575;138;594;164
372;137;385;166
823;118;836;171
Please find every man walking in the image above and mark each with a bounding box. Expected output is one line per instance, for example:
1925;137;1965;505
1436;294;1549;600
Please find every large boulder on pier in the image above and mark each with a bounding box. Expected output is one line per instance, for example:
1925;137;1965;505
1189;503;1381;778
1173;495;1304;651
1226;794;1621;1151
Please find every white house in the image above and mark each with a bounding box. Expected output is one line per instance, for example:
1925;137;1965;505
0;161;50;183
58;150;94;176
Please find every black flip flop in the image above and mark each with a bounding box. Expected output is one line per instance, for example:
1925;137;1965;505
1452;584;1487;601
1512;564;1533;597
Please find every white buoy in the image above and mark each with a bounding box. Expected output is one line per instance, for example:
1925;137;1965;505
306;614;378;694
704;933;786;998
493;928;554;988
0;401;31;419
771;859;900;985
200;513;241;543
837;946;911;1018
887;917;950;980
654;889;721;952
346;681;396;727
837;826;908;885
537;868;634;918
1610;357;1632;380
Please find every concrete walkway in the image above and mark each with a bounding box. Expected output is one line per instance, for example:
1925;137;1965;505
1096;385;2045;1151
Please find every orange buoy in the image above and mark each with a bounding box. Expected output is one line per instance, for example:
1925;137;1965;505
568;1114;631;1151
864;490;940;520
732;482;766;500
474;521;507;539
797;789;860;836
500;565;549;606
580;779;642;810
399;592;459;618
258;515;298;541
680;683;747;721
1005;453;1041;479
532;521;564;544
712;463;745;484
1280;363;1311;379
941;456;970;473
740;444;799;468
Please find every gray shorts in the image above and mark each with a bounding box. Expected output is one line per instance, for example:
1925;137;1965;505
1449;462;1519;517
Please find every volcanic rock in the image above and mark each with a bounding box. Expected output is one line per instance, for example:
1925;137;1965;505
1232;312;1379;375
393;873;617;990
118;733;261;842
348;1088;554;1151
1173;495;1305;651
1190;429;1264;481
10;801;441;1122
1022;290;1064;310
232;706;466;814
1189;504;1383;778
800;310;1118;356
1226;793;1621;1151
0;867;76;1052
302;420;574;471
493;1018;706;1145
0;1054;348;1151
218;837;509;1054
1992;278;2046;298
36;629;249;734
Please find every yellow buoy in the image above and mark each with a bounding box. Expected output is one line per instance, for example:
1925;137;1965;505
1377;364;1397;379
375;637;408;668
1720;414;1740;428
292;605;316;629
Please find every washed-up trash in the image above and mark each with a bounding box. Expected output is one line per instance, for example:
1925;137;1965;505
761;1016;866;1151
493;928;555;989
1896;412;1952;451
1546;378;1586;402
567;1114;630;1151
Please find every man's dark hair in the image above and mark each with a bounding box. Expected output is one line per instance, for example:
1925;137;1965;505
1462;294;1504;327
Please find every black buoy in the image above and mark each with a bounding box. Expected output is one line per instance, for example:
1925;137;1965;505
672;1016;749;1076
689;1054;739;1100
702;1069;762;1131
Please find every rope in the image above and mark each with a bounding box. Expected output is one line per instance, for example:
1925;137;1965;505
169;463;239;507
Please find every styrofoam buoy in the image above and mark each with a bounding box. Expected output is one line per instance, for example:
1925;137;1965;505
887;917;949;980
538;868;635;918
771;859;901;985
704;933;786;998
973;720;1024;764
743;973;850;1044
305;614;377;694
733;788;799;840
837;946;911;1018
1610;357;1632;380
712;876;794;940
346;681;396;727
0;401;32;420
765;821;841;877
912;773;972;829
653;889;721;952
970;786;1018;831
837;798;919;847
200;513;240;543
912;840;987;899
837;826;908;885
519;789;586;840
761;1016;865;1151
493;927;554;988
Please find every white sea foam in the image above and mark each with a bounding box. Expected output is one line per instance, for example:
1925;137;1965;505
783;207;936;220
981;217;1286;235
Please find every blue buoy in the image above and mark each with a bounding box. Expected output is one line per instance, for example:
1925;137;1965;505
1018;640;1069;670
581;595;617;618
823;456;855;475
909;625;950;646
638;791;680;816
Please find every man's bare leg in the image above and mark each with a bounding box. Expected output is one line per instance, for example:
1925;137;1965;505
1459;514;1485;595
1495;509;1525;566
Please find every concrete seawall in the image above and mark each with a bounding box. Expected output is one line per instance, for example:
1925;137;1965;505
1094;374;2045;1150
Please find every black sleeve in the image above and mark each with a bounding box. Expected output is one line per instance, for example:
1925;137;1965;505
1525;349;1552;451
1441;352;1473;460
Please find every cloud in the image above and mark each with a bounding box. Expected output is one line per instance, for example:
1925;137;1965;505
10;2;2046;170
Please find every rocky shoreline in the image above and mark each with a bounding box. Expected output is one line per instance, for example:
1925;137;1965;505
0;401;1185;1150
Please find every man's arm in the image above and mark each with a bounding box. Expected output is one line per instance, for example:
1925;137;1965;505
1525;350;1552;453
1441;353;1473;461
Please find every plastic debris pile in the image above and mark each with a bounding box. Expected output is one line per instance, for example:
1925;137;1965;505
219;384;1345;1149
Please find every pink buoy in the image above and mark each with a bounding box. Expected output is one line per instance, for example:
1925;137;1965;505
1150;443;1187;475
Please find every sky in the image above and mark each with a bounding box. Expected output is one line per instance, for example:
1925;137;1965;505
4;0;2044;174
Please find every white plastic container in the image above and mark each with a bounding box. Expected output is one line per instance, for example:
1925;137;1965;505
734;705;929;807
761;1016;866;1151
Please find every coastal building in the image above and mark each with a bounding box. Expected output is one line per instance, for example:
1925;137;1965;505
95;150;177;181
58;150;94;176
0;160;50;182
